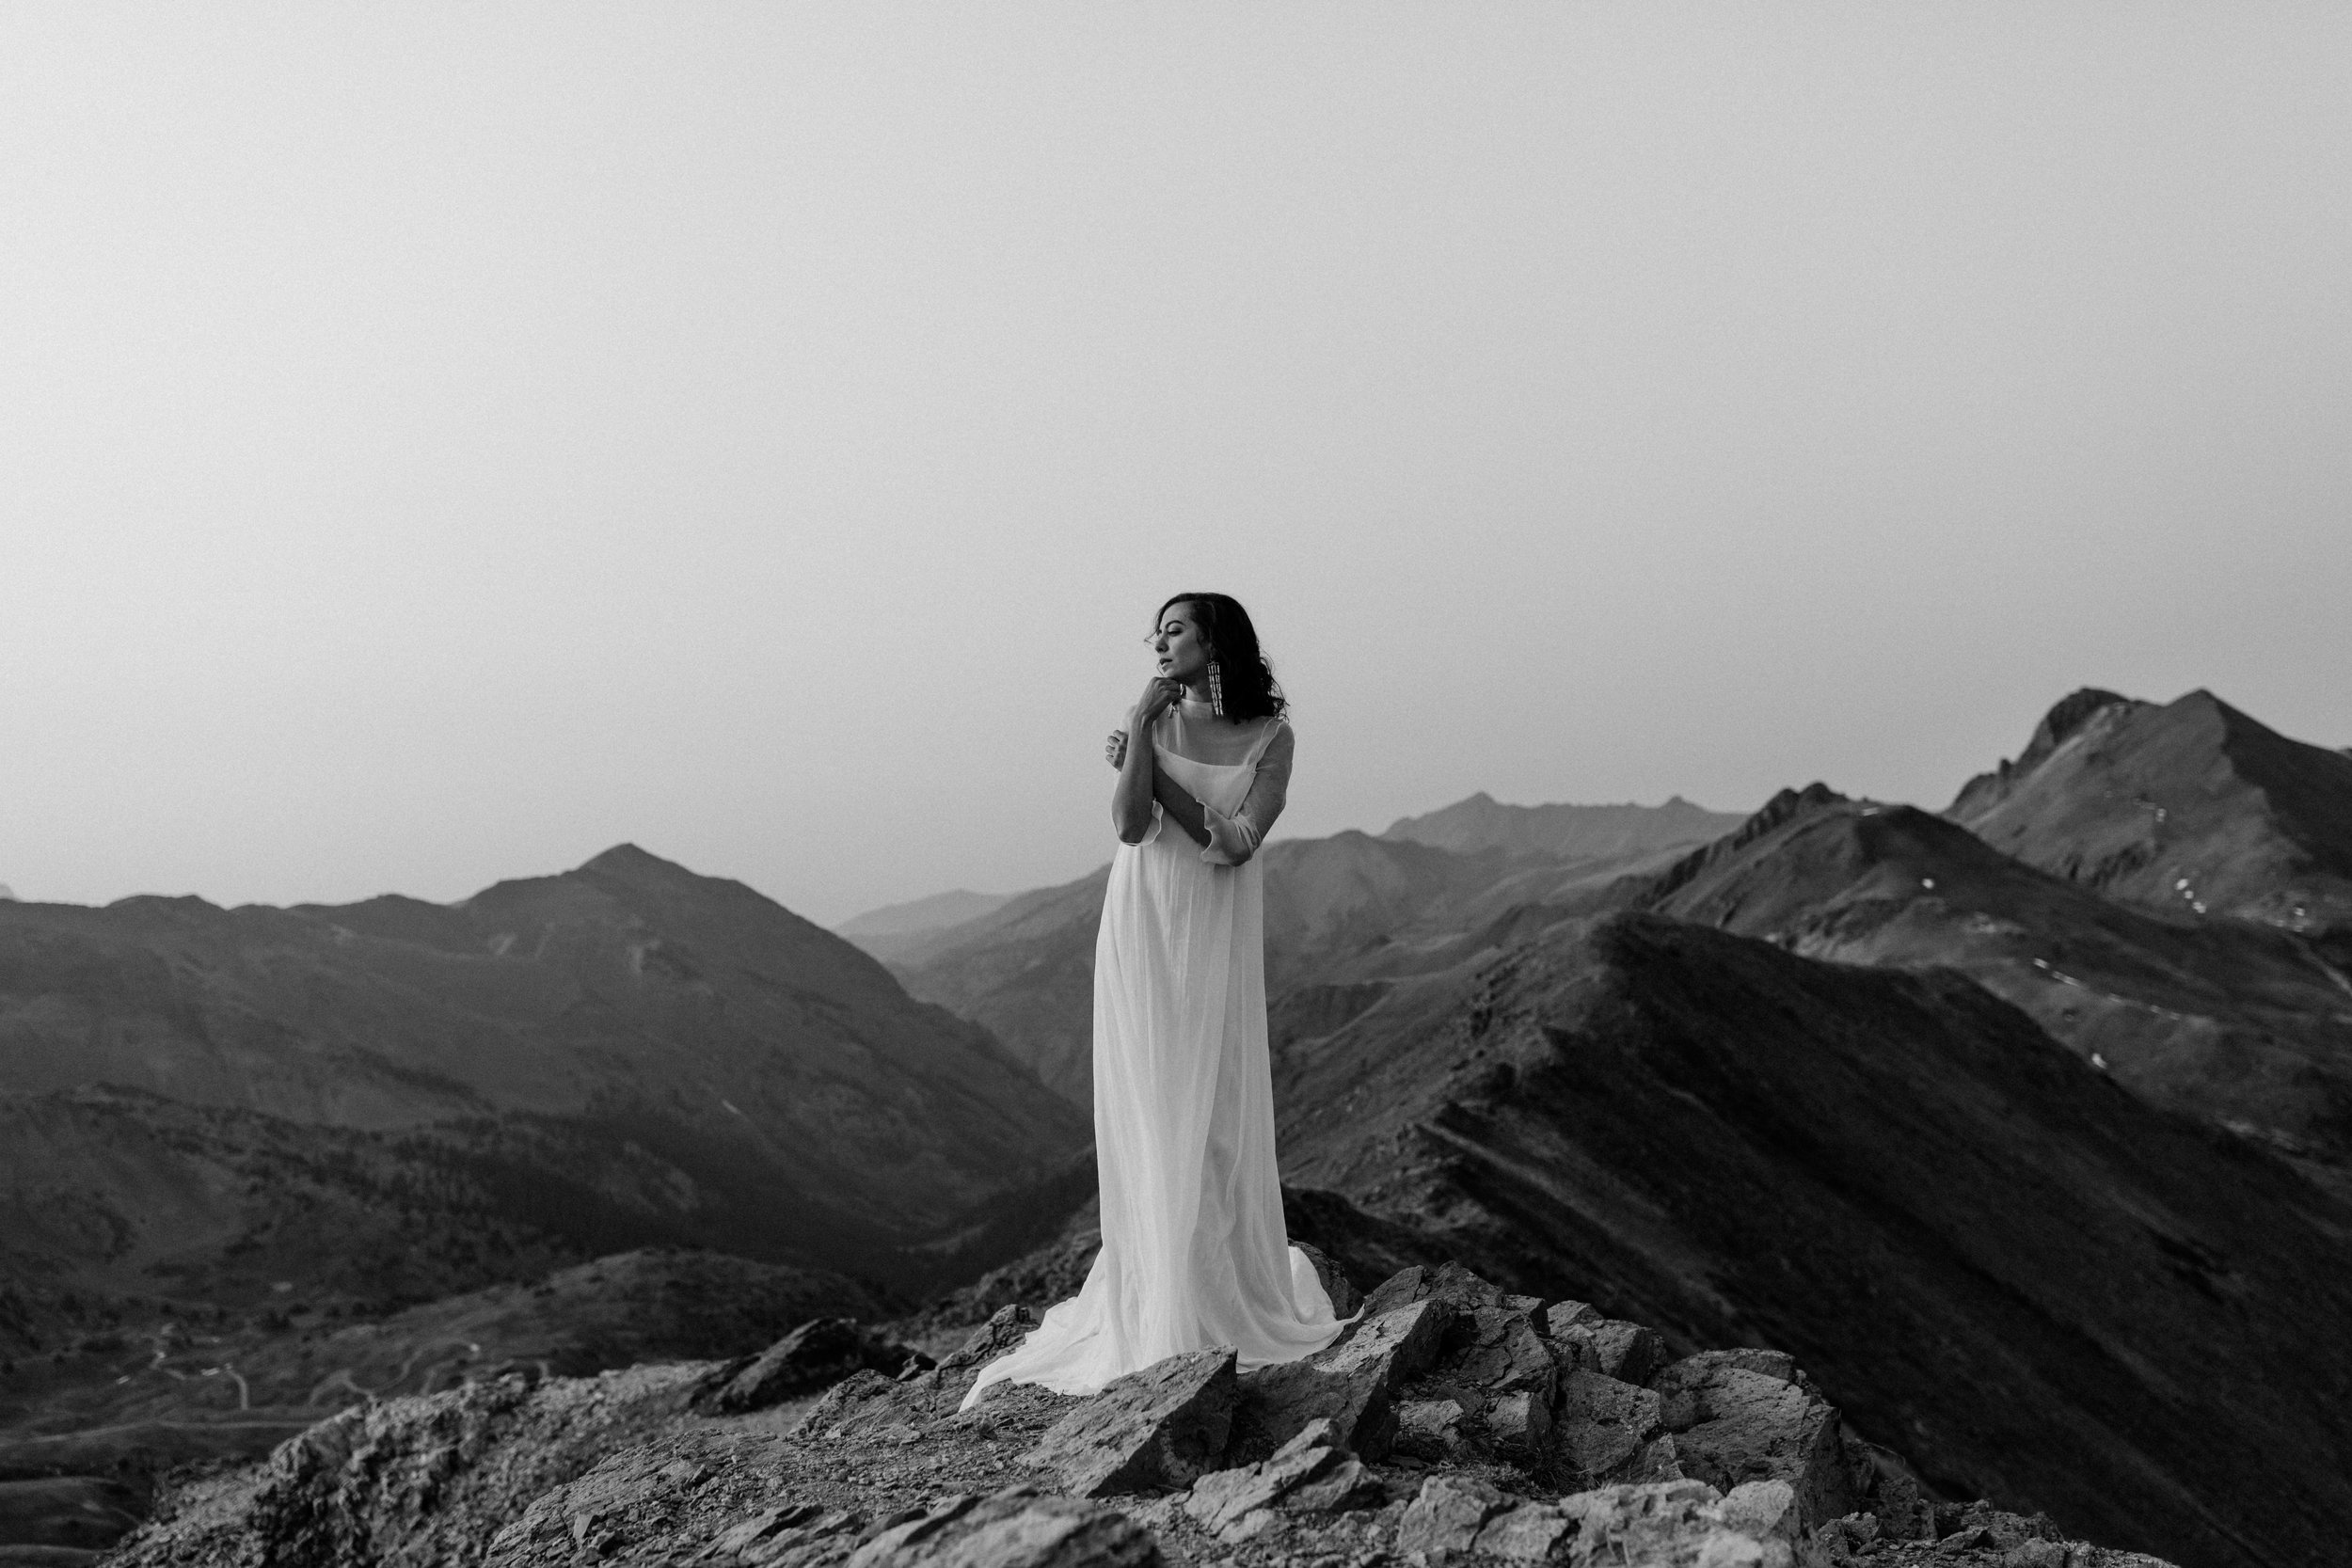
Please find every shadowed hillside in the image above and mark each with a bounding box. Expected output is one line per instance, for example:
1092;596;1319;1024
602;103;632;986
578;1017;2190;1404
1272;911;2352;1568
1634;785;2352;1177
834;890;1014;962
0;845;1087;1300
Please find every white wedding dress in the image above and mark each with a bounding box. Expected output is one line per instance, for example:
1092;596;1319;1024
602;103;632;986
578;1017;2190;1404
959;699;1353;1410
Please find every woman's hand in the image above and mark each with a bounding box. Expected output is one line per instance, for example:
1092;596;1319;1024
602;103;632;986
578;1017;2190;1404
1104;730;1128;768
1133;675;1184;726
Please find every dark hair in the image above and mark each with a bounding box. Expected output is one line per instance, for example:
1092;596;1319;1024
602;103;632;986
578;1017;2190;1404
1153;592;1288;721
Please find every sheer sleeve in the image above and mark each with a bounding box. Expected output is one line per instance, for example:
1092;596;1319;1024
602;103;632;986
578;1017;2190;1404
1109;712;1166;846
1200;721;1294;865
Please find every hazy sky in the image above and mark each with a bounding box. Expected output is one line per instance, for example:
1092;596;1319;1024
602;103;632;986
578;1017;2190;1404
5;5;2347;926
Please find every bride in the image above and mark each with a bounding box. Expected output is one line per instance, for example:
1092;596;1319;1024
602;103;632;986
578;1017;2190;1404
959;592;1354;1410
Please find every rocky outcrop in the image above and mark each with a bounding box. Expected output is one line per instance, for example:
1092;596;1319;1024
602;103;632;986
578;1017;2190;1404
1229;1296;1450;1460
103;1259;2174;1568
1271;908;2352;1568
700;1319;933;1414
1025;1348;1237;1497
108;1361;703;1568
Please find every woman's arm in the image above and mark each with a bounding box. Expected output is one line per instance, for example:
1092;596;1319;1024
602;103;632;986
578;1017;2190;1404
1152;768;1212;847
1200;721;1293;865
1112;677;1183;844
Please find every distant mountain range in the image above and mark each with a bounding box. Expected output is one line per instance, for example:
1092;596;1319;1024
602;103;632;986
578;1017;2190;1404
874;798;1735;1106
1382;792;1744;859
0;844;1088;1318
832;889;1013;960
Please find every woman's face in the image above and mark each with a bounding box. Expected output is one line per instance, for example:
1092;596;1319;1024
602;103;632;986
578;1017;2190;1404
1152;603;1212;684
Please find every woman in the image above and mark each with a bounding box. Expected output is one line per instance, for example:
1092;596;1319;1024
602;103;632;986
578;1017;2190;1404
958;593;1353;1410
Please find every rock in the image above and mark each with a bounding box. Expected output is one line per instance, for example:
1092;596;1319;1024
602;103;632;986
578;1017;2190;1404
1586;1320;1669;1385
1279;1453;1383;1514
1650;1354;1852;1527
1293;1241;1363;1318
940;1304;1043;1373
1391;1398;1467;1461
703;1318;931;1413
841;1484;1160;1567
1025;1347;1238;1497
1484;1387;1553;1463
1356;1261;1511;1325
110;1364;701;1568
1395;1473;1512;1557
1544;1300;1605;1336
794;1369;914;1438
1232;1296;1451;1459
1551;1370;1668;1488
1178;1418;1379;1540
698;1500;843;1559
1840;1432;1935;1541
1694;1536;1776;1568
1473;1500;1579;1561
1443;1306;1560;1401
1818;1513;1880;1560
1716;1480;1801;1544
1553;1479;1726;1562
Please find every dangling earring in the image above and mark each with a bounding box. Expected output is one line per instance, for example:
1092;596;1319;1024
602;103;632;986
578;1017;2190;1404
1207;658;1224;719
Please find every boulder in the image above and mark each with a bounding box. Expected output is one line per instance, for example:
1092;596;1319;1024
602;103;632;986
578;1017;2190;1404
702;1318;931;1413
1484;1388;1553;1463
1232;1296;1451;1459
1354;1261;1511;1327
1293;1241;1363;1318
1395;1473;1513;1557
1551;1481;1729;1565
1649;1354;1852;1528
1183;1420;1377;1539
1584;1320;1669;1386
1442;1306;1560;1402
1544;1300;1604;1337
1473;1500;1580;1561
793;1369;913;1439
941;1304;1043;1373
1551;1370;1669;1489
1829;1429;1942;1542
1716;1480;1801;1547
1024;1347;1238;1497
841;1485;1160;1568
1279;1452;1383;1515
1391;1397;1468;1462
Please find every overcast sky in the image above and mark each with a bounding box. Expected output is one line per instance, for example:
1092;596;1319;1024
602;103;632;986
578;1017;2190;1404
4;5;2347;925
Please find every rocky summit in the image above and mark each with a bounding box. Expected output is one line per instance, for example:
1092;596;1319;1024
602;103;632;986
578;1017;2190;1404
99;1257;2170;1568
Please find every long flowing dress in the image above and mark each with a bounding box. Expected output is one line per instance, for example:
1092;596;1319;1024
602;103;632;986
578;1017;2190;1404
958;698;1352;1410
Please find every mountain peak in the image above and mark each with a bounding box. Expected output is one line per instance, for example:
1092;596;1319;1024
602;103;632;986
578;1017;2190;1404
576;844;696;883
1949;687;2352;942
2035;687;2138;752
1737;782;1849;845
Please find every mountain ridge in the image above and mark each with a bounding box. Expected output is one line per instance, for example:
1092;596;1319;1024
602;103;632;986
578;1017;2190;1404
0;845;1089;1297
1381;792;1746;860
